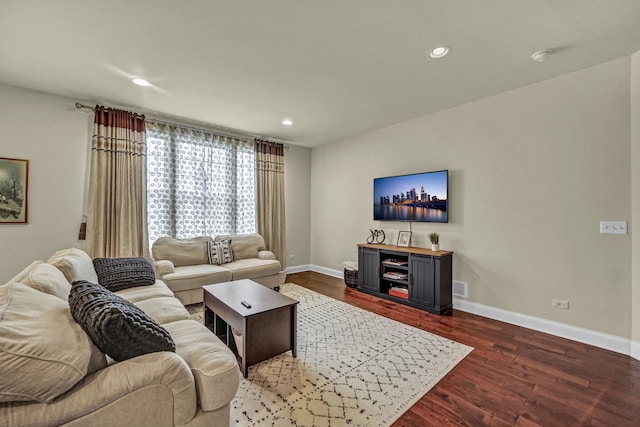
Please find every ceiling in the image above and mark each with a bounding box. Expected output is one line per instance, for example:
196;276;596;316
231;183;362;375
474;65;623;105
2;1;640;147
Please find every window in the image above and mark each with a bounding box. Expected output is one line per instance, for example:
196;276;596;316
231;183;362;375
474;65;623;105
146;121;255;245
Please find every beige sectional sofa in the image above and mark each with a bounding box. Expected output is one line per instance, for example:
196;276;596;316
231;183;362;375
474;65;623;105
0;248;239;427
152;233;286;305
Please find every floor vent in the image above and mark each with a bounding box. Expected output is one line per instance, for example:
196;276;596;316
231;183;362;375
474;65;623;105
452;280;468;298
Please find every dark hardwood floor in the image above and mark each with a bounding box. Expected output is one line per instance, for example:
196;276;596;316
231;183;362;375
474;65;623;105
286;271;640;427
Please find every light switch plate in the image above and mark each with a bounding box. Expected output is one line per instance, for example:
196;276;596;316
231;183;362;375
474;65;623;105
599;221;627;234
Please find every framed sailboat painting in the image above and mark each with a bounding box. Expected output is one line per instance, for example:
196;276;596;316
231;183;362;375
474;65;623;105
0;157;29;224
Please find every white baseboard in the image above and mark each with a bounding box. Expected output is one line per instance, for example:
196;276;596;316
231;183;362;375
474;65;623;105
286;266;637;358
310;265;343;279
453;297;631;356
286;264;311;274
286;264;344;279
632;340;640;361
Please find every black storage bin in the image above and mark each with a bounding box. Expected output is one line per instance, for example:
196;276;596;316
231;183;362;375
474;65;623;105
343;261;358;288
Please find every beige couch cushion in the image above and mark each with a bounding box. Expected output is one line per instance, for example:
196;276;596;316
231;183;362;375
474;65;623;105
0;352;197;427
10;261;71;300
0;282;104;403
115;280;175;303
154;259;175;276
215;233;266;260
258;250;276;261
152;236;212;267
134;297;192;325
163;319;239;412
223;258;282;281
11;261;71;302
162;265;232;293
48;248;99;284
9;260;41;283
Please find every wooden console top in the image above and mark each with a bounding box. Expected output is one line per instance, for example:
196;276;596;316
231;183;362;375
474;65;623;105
357;243;453;257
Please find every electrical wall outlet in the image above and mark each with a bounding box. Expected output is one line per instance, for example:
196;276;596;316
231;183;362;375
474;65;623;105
599;221;627;234
552;299;569;309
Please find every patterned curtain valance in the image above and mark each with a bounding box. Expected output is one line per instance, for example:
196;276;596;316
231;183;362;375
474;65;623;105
91;106;146;156
255;139;285;174
255;139;285;156
94;105;145;132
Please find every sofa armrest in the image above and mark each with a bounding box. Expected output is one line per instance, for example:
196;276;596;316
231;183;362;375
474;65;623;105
257;250;276;261
154;259;175;277
0;352;197;427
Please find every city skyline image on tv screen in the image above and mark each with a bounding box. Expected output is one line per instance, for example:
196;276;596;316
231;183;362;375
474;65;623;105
373;170;448;222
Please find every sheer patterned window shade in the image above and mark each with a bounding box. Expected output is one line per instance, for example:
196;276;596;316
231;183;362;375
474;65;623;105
146;121;255;246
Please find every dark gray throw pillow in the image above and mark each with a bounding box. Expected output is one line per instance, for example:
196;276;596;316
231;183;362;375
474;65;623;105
68;280;175;362
93;257;155;292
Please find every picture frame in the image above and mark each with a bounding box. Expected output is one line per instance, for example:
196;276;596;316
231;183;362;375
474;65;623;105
397;231;412;247
0;157;29;224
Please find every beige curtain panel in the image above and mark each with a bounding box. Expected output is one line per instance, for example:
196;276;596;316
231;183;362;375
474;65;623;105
255;139;286;268
86;105;148;259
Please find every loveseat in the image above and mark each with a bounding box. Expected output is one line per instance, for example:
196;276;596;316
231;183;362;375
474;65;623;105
152;233;286;305
0;248;239;427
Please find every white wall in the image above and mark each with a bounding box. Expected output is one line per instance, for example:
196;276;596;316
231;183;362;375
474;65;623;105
310;58;632;338
0;83;312;282
631;50;640;358
0;84;90;281
284;144;311;268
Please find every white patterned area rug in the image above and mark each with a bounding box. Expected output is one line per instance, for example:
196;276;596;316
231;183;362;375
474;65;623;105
191;283;473;427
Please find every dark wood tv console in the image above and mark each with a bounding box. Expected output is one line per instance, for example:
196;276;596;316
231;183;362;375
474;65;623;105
357;243;453;315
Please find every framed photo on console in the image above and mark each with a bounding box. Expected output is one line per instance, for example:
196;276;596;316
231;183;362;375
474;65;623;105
397;231;411;247
0;157;29;224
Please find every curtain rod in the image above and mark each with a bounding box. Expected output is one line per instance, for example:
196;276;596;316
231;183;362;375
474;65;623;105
75;102;94;111
74;102;290;148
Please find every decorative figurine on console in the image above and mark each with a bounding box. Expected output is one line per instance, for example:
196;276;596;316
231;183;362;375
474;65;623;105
367;229;385;244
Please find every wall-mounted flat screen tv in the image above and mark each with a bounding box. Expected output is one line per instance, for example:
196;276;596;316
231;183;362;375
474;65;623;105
373;170;448;222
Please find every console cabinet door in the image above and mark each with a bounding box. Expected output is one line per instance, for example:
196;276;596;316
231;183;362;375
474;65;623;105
434;255;453;312
409;255;435;307
358;247;379;292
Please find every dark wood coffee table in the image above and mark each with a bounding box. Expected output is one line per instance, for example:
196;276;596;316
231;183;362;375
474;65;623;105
202;279;298;378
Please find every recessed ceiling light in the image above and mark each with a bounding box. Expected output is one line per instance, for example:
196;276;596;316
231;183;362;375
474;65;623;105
531;49;552;62
429;45;451;59
282;118;293;126
132;78;151;87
